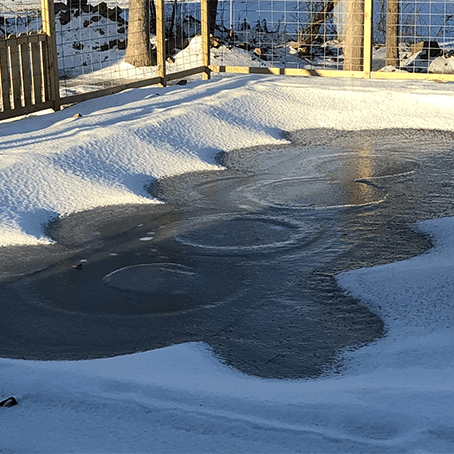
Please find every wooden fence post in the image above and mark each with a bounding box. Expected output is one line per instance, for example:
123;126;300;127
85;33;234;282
41;0;60;111
363;0;373;77
201;0;210;80
343;0;364;72
156;0;166;86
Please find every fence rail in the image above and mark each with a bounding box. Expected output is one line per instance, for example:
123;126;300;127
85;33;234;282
2;0;454;121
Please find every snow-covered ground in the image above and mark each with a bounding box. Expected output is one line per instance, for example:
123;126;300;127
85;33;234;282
2;73;454;452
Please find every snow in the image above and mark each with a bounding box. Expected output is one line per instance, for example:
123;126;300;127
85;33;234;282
3;61;454;451
3;73;454;247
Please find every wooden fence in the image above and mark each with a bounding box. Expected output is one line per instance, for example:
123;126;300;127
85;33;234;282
0;0;59;121
0;0;208;120
0;31;57;120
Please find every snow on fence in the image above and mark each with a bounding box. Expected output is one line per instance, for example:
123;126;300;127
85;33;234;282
1;0;454;120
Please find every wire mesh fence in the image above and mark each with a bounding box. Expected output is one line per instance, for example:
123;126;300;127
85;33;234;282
376;0;454;75
1;0;206;108
211;0;346;71
0;0;42;37
2;0;454;120
210;0;454;75
53;0;204;98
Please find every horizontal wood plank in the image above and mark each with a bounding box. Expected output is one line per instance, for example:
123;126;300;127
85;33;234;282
61;76;163;105
371;71;454;82
0;100;54;120
166;66;205;81
209;65;366;78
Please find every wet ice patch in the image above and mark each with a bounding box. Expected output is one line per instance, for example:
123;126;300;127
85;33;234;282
242;177;386;208
314;154;419;181
171;213;320;255
103;263;196;295
100;261;241;315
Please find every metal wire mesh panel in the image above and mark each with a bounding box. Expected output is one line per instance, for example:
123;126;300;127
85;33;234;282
208;0;454;76
163;0;204;76
53;0;204;98
372;0;454;75
55;0;126;91
55;0;147;96
210;0;350;71
0;0;42;36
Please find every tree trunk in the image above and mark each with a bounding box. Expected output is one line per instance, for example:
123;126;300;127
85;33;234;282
299;0;340;47
149;0;156;35
125;0;152;67
385;0;400;67
208;0;218;36
343;0;364;71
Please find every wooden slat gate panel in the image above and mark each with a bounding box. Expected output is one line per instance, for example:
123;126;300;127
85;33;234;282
0;31;56;120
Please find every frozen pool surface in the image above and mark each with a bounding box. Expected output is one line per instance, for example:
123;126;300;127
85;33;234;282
0;128;453;378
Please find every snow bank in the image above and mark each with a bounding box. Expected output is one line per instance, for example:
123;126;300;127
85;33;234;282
2;75;454;246
338;217;454;334
2;323;454;452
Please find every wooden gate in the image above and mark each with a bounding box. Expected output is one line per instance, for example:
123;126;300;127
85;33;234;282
0;0;59;121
